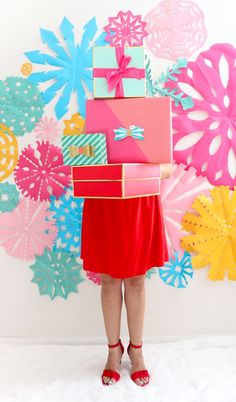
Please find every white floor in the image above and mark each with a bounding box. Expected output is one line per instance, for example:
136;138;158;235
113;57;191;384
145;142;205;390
0;336;236;402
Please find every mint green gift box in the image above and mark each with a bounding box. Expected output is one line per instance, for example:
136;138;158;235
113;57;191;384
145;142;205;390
62;133;107;166
93;46;146;98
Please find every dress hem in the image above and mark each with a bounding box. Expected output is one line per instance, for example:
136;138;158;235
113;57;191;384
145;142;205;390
81;257;169;279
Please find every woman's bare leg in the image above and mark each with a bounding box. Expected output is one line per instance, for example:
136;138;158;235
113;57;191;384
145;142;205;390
124;274;149;385
100;273;123;385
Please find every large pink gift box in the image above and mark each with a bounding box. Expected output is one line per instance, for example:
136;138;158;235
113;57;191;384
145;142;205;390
86;97;172;164
72;163;161;199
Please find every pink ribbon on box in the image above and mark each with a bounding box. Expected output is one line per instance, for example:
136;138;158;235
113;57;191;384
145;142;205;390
93;47;145;98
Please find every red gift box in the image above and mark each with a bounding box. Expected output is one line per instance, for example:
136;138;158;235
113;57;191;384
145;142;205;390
72;163;161;199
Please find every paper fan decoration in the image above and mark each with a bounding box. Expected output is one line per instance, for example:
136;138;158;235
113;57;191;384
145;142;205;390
166;43;236;188
33;116;60;142
86;271;102;285
159;250;193;288
25;17;106;119
0;77;44;136
145;0;207;60
29;249;85;300
180;186;236;280
104;10;148;46
50;188;84;255
0;183;20;212
63;113;85;136
0;123;18;182
0;198;57;260
160;163;212;255
14;141;70;201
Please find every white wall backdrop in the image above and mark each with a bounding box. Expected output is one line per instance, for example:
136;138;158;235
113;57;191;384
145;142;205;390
0;0;236;342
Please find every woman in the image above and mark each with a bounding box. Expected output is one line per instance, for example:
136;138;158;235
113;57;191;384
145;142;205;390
80;163;173;386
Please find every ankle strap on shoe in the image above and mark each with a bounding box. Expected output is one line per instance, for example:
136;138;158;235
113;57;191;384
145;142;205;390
108;338;121;348
129;340;142;348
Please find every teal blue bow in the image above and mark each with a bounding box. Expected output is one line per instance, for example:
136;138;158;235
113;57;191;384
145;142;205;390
114;125;144;141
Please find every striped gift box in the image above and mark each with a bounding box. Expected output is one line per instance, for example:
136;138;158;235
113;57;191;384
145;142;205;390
62;133;107;166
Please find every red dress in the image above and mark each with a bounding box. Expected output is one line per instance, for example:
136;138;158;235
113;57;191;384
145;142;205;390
80;194;169;279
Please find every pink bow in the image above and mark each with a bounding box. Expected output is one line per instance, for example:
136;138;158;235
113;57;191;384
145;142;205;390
93;47;145;98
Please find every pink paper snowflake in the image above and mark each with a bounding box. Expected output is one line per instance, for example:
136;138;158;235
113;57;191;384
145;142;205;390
145;0;207;60
104;10;148;46
0;198;57;260
33;116;60;142
167;43;236;187
160;163;212;255
14;141;71;201
86;270;101;286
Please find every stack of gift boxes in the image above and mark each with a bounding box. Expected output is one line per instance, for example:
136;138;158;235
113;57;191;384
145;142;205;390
62;45;172;199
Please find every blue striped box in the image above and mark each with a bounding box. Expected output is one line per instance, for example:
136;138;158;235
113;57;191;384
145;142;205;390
62;133;107;166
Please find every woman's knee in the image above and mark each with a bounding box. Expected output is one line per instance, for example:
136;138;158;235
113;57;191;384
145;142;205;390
101;273;122;288
124;275;145;290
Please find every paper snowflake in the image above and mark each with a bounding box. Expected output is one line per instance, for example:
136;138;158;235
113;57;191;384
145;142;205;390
86;271;102;285
159;250;193;288
181;186;236;281
50;188;84;255
145;56;194;110
145;267;159;279
160;163;212;256
166;43;236;188
63;113;85;136
0;77;44;136
33;116;60;142
21;62;33;77
29;249;85;300
25;17;106;119
0;183;20;212
104;10;148;46
0;198;57;260
14;141;70;201
145;0;207;60
0;123;19;182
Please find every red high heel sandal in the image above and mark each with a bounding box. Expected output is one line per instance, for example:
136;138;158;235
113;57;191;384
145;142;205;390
101;338;124;385
127;340;150;386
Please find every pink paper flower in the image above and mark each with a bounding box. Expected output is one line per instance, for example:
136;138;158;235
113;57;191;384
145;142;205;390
166;43;236;187
145;0;207;60
33;116;60;142
104;10;148;46
0;198;57;260
14;141;70;201
160;163;212;255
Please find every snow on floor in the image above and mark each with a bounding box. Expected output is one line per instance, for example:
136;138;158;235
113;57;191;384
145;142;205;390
0;336;236;402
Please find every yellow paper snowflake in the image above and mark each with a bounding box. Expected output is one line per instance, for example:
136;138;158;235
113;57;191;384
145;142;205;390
21;62;33;77
180;186;236;281
0;123;18;182
63;113;85;135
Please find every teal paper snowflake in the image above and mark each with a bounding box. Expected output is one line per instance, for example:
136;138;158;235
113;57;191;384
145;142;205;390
50;189;84;255
146;267;159;279
145;56;194;110
29;248;85;300
159;250;193;288
0;77;45;136
0;183;20;212
25;17;106;119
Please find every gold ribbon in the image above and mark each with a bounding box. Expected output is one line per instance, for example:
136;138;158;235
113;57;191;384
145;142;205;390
69;144;96;158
